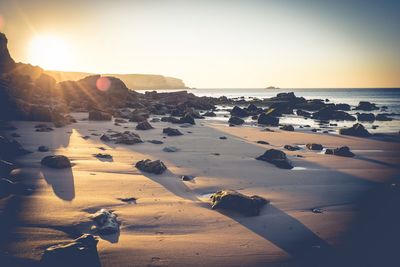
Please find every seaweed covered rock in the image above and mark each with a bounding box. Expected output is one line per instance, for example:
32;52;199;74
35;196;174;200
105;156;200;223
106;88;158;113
41;234;101;267
210;190;269;216
41;155;71;169
256;149;293;169
163;127;183;136
228;116;244;125
135;159;167;174
339;123;370;137
325;146;355;157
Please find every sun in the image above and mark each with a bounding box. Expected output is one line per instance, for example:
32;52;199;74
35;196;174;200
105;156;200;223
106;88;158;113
28;35;72;71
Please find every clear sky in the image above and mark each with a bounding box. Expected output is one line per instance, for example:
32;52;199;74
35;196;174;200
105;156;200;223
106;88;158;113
1;0;399;88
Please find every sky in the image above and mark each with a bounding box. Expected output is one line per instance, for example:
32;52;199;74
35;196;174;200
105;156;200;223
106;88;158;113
0;0;399;88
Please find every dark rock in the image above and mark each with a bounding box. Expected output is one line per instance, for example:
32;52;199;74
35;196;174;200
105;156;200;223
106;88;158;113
256;140;269;145
210;190;269;216
163;127;183;136
354;101;378;111
219;136;227;140
228;116;244;125
296;109;312;118
280;125;294;131
251;115;258;120
148;140;163;144
35;123;54;132
117;197;137;203
256;149;293;169
375;114;393;121
335;103;351;111
136;120;154;130
339;123;370;137
257;113;279;126
180;114;195;125
163;146;178;152
38;145;49;152
88;110;112;121
181;175;195;181
161;116;182;124
357;113;375;122
41;155;72;169
114;118;127;123
312;106;356;121
325;146;355;157
284;145;301;151
230;106;249;117
135;159;167;174
306;143;323;150
114;132;143;145
94;153;113;159
41;234;101;267
247;103;258;112
0;159;17;177
90;209;120;234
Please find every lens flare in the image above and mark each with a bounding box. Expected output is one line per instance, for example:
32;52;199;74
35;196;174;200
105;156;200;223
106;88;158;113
96;77;111;91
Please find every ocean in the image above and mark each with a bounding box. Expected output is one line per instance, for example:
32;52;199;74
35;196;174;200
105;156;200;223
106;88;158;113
137;88;400;134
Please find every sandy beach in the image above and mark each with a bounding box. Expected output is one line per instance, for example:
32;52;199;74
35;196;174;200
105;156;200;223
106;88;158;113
1;113;399;266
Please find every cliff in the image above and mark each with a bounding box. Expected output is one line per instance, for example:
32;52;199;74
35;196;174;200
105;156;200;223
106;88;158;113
46;71;188;90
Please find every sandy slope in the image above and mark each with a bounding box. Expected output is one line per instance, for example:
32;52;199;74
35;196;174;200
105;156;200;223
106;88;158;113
1;113;399;266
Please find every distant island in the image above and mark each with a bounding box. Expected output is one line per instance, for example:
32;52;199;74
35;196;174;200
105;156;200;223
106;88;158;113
265;86;279;89
46;70;188;90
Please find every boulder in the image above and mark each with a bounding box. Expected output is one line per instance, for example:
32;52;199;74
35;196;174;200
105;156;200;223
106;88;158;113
280;125;294;131
375;114;393;121
135;159;167;174
41;155;71;168
230;106;249;117
163;127;183;136
210;190;269;216
335;103;351;111
136;120;154;130
284;145;301;151
90;209;120;234
325;146;355;157
114;132;143;145
40;234;101;267
354;101;378;111
88;110;112;121
257;113;279;126
306;143;323;150
357;113;375;122
0;159;17;177
228;116;244;125
256;149;293;169
114;118;127;123
339;123;370;137
246;103;258;112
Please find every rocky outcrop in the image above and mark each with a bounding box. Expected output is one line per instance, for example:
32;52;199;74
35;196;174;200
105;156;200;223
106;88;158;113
210;190;269;216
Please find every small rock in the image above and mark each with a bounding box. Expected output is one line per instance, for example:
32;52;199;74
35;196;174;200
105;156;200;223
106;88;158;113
94;153;113;159
181;175;195;181
339;123;370;137
210;190;269;216
163;146;178;152
256;149;293;169
90;209;120;234
148;140;163;144
38;145;49;152
136;120;154;130
135;159;167;174
280;125;294;131
219;136;227;140
256;141;269;145
311;208;323;214
306;143;323;150
284;145;301;151
228;116;244;125
163;127;183;136
150;118;161;122
117;197;137;204
325;146;355;157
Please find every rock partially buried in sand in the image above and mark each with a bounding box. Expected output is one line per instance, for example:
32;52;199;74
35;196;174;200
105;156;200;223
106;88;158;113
41;155;72;169
135;159;167;174
280;125;294;131
163;146;179;152
90;209;120;235
339;123;370;137
38;145;49;152
306;143;323;150
88;110;112;121
256;149;293;169
136;120;154;130
181;175;195;181
94;153;113;159
148;140;163;144
163;127;183;136
228;116;244;125
325;146;355;157
41;234;101;267
210;190;269;216
257;140;270;145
